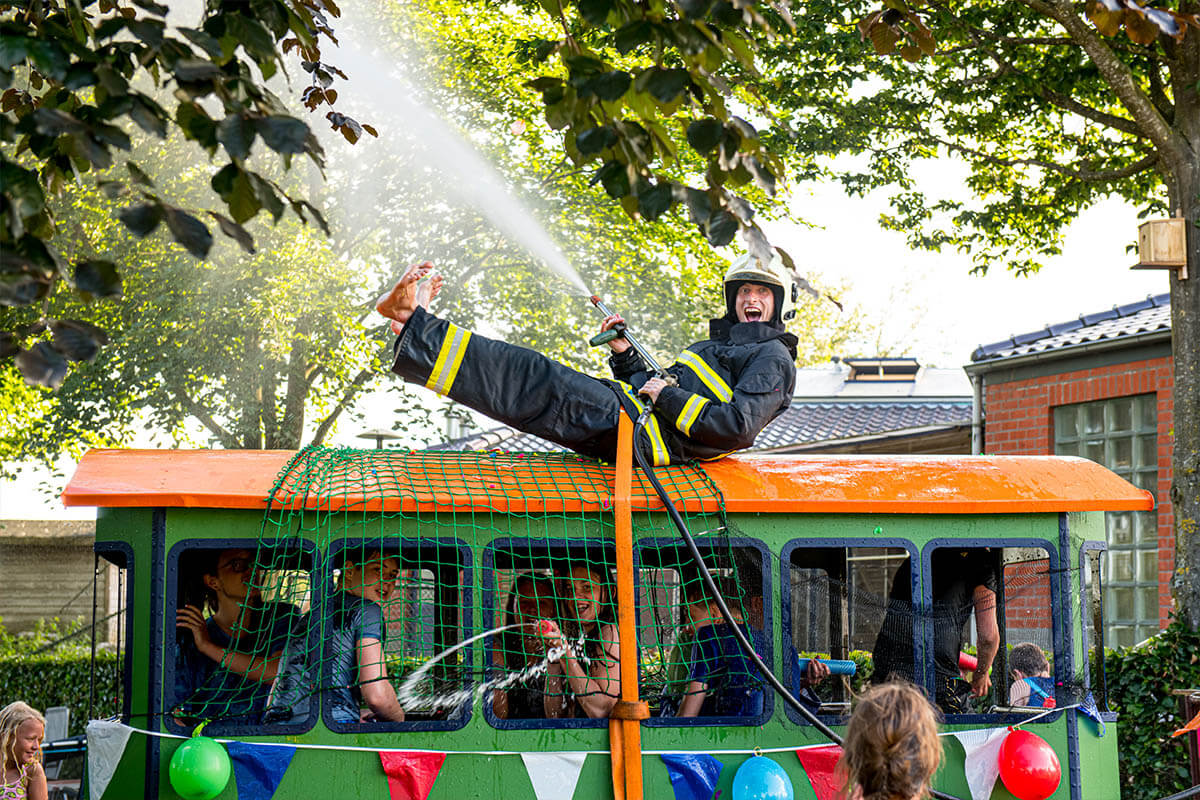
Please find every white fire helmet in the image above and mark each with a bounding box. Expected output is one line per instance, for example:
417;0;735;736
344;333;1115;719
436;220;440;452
723;252;799;322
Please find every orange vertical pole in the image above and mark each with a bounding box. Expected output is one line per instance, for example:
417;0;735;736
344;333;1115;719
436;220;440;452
609;412;646;800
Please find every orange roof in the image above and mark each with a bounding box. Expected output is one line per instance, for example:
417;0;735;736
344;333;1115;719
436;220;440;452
61;449;1153;515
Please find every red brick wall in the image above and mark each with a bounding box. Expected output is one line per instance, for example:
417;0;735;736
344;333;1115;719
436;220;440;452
982;356;1175;626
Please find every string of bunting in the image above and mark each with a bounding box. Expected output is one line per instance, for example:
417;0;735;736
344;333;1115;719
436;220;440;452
85;705;1107;800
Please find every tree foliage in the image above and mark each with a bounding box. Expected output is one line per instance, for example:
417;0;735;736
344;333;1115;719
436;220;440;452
0;0;374;386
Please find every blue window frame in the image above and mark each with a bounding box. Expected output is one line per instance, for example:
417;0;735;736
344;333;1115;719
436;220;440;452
921;539;1063;726
164;537;316;737
638;537;773;728
483;537;615;730
781;538;917;725
321;536;472;733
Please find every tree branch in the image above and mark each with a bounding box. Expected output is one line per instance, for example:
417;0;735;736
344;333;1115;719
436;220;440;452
925;132;1158;181
1014;0;1187;166
309;368;376;446
171;386;240;449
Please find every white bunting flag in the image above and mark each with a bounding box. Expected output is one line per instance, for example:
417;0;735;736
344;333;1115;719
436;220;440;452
87;720;133;800
520;752;587;800
952;728;1010;800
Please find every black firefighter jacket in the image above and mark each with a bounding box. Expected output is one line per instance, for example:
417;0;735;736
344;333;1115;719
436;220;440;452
607;317;798;463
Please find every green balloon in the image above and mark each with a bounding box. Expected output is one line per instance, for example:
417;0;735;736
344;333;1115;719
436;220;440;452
168;736;231;800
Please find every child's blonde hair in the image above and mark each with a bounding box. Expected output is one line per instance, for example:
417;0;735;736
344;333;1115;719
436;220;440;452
0;701;45;772
838;682;942;800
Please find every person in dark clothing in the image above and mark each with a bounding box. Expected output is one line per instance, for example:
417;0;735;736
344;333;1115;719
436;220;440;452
174;548;299;725
677;579;766;718
871;549;1000;714
376;254;800;465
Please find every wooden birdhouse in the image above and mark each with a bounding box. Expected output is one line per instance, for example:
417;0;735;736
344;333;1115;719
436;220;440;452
1132;217;1188;278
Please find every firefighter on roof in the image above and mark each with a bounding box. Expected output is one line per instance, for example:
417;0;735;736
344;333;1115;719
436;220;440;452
377;256;799;466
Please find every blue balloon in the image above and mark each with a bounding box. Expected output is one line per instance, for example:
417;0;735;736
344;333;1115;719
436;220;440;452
732;755;794;800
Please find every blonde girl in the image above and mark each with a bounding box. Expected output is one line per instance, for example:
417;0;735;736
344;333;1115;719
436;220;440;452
838;682;943;800
1;702;47;800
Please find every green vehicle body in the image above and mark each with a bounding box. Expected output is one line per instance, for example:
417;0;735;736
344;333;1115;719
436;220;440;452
74;451;1133;800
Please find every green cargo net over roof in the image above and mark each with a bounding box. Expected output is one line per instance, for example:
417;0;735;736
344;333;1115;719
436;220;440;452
169;445;757;727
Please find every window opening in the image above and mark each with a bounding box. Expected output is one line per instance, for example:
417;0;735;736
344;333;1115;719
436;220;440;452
639;542;768;724
789;545;909;719
170;542;311;732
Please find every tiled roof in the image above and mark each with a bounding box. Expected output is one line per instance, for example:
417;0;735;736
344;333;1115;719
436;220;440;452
750;400;971;451
429;400;972;455
971;294;1171;363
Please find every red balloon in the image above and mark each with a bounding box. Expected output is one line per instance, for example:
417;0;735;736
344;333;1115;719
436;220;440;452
997;729;1062;800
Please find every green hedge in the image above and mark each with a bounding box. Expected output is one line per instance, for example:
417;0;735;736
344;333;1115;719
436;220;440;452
1105;619;1200;800
0;618;120;737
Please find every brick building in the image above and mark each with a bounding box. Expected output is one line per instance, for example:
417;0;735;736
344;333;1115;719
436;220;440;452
967;293;1174;647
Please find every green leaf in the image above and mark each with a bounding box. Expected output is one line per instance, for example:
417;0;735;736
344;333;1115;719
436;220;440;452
173;59;221;82
224;15;278;66
207;211;256;254
637;181;675;221
247;172;284;220
0;161;45;217
127;19;165;46
129;95;168;138
705;209;738;245
255;115;309;155
576;125;617;155
592;160;630;198
677;0;715;19
687;119;724;154
117;203;163;237
228;171;262;223
73;260;123;299
175;102;217;149
178;28;223;60
614;21;655;55
645;68;691;104
163;207;213;258
587;70;631;102
15;342;67;389
744;155;775;196
50;319;109;362
217;113;256;160
684;187;711;223
578;0;614;26
564;54;606;76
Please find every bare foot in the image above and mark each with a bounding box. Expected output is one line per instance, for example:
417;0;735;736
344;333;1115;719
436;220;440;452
376;262;442;334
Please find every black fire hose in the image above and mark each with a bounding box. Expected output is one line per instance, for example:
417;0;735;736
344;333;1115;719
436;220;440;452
630;407;964;800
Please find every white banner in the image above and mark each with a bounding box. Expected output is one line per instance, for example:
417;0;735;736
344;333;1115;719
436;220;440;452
952;728;1009;800
520;752;587;800
86;720;133;800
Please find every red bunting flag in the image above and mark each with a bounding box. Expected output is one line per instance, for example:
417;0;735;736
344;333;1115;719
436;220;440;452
378;751;446;800
796;745;843;800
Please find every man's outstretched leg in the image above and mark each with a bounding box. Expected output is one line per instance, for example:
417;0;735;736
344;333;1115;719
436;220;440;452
380;263;625;461
376;262;444;335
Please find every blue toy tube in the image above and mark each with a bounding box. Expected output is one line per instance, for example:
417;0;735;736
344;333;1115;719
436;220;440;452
796;658;857;676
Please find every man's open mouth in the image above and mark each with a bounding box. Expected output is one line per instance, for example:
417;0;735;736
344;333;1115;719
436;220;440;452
744;308;762;321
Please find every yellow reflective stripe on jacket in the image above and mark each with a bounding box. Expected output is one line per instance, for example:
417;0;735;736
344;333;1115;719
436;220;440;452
618;383;671;466
675;350;732;402
425;324;472;396
675;394;709;437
